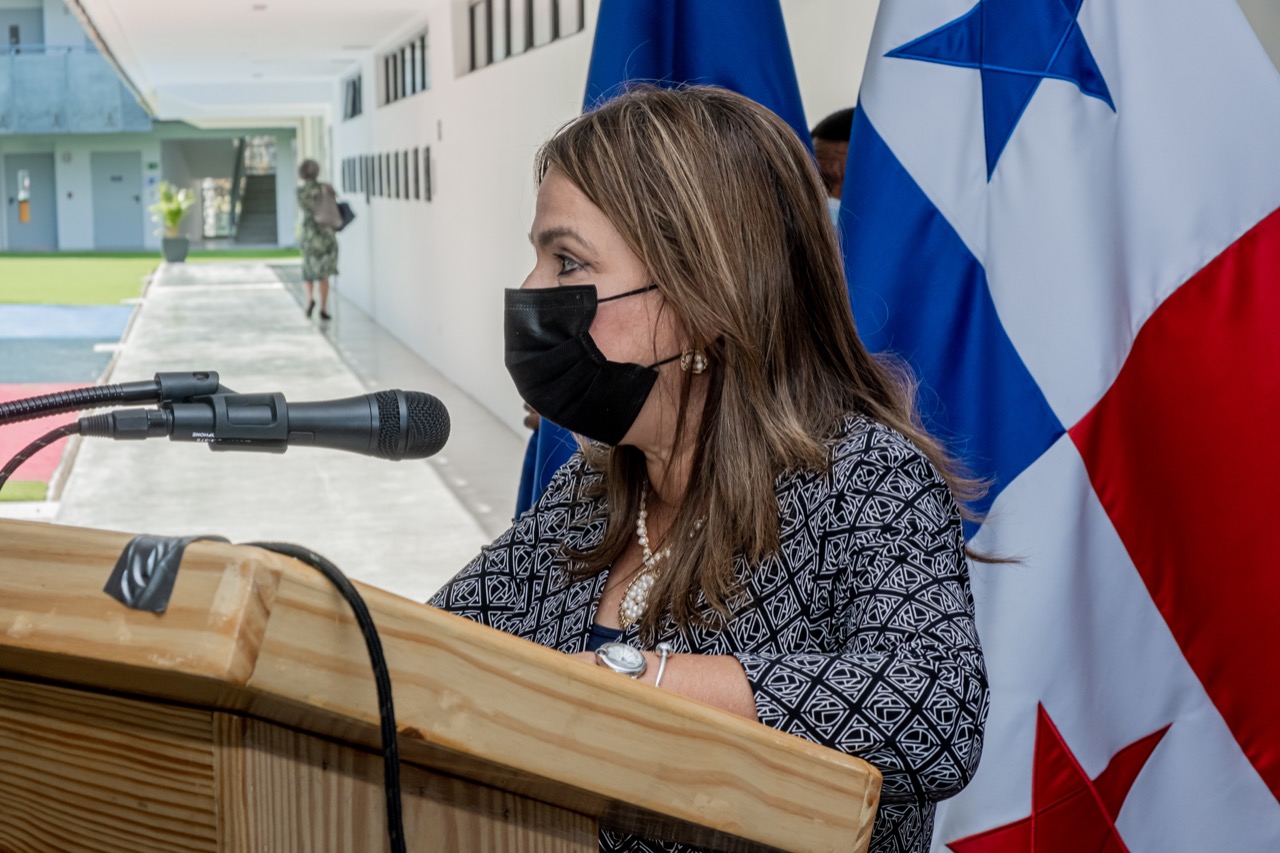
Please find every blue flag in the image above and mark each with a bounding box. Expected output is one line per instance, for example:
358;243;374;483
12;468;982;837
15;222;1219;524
517;0;810;515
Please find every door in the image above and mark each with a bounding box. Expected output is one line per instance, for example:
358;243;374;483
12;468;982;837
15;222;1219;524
91;152;143;249
4;153;57;251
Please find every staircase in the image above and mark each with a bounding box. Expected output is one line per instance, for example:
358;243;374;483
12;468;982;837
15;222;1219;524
233;174;278;244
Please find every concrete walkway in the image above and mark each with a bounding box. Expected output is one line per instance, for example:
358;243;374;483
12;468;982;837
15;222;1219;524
49;261;525;603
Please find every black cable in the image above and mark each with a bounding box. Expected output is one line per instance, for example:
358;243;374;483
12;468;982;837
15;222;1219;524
246;541;406;853
0;422;81;495
0;381;156;426
3;420;406;851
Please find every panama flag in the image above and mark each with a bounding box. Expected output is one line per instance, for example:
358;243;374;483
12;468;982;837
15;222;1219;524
518;0;809;513
842;0;1280;849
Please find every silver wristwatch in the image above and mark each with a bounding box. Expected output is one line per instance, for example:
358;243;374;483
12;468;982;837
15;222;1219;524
594;642;647;678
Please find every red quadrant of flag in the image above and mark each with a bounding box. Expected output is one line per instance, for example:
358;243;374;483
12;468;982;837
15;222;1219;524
947;705;1168;853
0;384;79;483
1070;206;1280;802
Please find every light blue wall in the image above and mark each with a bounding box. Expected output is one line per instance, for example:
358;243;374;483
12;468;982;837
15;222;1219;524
0;48;151;135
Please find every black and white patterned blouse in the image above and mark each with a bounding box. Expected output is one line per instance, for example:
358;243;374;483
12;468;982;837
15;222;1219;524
430;415;988;853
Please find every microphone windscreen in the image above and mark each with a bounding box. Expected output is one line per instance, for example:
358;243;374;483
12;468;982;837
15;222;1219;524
376;390;450;460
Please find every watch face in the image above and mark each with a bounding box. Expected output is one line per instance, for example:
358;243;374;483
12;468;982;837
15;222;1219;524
598;642;646;675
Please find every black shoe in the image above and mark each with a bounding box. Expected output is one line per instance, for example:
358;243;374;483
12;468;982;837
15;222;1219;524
319;310;332;321
306;300;316;318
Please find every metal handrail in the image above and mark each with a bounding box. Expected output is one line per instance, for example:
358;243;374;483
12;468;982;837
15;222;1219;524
228;137;248;231
0;43;101;56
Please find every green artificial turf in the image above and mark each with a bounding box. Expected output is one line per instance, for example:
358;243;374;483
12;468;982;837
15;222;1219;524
189;249;300;261
0;249;300;305
0;481;47;502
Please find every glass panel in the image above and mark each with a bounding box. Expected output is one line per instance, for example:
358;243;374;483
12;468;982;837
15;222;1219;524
200;177;233;238
559;0;583;36
470;2;485;71
493;0;509;62
419;35;428;89
509;0;528;55
424;147;432;201
531;0;553;48
243;136;276;174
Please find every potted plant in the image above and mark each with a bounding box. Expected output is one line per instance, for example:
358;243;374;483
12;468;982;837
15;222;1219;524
150;181;195;263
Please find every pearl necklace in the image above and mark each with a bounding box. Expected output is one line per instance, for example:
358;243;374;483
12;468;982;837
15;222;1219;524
618;489;670;629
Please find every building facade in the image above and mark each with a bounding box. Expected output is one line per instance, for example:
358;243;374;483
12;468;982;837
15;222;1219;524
0;0;297;250
64;0;879;431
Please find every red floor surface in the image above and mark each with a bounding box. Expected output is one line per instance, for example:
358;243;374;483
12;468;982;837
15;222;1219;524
0;384;79;484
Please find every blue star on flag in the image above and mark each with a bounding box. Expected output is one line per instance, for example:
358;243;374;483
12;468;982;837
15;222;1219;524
887;0;1114;178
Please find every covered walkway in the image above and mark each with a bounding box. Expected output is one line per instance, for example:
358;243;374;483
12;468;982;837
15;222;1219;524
30;261;524;602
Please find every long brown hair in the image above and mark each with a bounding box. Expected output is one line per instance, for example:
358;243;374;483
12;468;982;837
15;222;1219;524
536;85;988;638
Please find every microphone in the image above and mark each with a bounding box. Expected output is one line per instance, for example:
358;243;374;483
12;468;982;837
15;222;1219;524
79;390;450;460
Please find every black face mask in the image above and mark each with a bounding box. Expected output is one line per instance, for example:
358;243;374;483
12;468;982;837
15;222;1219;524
504;284;676;446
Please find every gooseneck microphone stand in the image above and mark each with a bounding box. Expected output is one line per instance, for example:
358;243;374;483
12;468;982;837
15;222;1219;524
0;372;229;494
0;370;408;853
0;370;226;427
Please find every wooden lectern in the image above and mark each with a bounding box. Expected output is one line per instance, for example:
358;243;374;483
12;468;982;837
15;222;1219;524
0;519;880;852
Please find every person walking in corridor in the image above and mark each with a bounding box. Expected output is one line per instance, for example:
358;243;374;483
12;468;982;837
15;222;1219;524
297;159;338;321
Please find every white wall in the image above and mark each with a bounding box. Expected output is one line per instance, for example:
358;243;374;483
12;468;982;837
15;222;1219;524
41;0;87;47
275;128;297;247
330;0;881;437
160;140;199;240
783;0;881;122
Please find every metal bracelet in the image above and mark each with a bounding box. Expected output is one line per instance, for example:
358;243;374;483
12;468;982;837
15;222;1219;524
653;642;674;689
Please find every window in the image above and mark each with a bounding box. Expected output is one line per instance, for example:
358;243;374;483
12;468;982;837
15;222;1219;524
424;146;432;202
419;34;428;91
468;0;583;73
342;74;363;120
347;148;432;201
470;0;492;71
381;29;429;106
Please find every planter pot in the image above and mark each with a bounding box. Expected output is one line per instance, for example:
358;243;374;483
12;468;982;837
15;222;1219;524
162;237;190;263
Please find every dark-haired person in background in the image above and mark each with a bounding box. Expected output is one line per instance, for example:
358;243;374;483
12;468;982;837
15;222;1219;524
813;106;855;225
432;87;988;853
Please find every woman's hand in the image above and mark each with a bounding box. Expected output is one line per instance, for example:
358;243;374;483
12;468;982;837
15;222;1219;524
567;649;759;722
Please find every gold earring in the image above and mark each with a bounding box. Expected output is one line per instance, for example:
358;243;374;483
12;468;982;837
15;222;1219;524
680;350;708;375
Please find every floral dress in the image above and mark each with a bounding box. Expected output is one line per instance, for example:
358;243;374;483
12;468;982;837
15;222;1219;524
297;180;339;281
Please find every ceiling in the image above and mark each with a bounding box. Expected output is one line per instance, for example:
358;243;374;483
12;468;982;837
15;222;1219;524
71;0;1280;126
73;0;428;121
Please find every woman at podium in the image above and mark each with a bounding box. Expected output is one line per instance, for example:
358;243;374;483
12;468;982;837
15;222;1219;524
431;85;989;853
